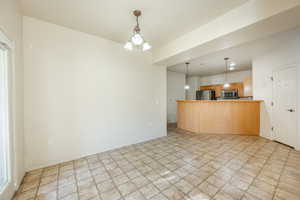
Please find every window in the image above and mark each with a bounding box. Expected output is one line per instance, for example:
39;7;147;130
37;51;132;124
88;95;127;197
0;42;10;192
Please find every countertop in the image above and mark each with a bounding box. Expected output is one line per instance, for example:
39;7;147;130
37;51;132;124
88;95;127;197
177;100;263;103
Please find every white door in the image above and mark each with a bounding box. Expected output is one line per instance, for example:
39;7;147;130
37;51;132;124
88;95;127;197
0;38;14;200
272;67;297;147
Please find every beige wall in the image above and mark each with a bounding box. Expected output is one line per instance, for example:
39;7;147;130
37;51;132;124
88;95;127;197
0;0;24;194
23;17;167;170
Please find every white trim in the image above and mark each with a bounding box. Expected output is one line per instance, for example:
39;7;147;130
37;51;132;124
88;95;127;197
0;29;16;200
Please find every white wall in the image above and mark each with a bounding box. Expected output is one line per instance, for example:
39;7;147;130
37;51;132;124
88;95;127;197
186;70;252;100
186;76;200;100
252;31;300;150
23;17;167;170
198;70;252;86
167;71;185;123
0;0;24;195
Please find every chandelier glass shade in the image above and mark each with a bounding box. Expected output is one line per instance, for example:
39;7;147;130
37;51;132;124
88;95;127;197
131;33;144;45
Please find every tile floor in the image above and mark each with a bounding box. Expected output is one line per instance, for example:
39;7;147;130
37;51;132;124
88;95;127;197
14;130;300;200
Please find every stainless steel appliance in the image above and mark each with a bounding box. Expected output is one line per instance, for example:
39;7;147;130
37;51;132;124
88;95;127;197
221;90;239;99
196;90;216;100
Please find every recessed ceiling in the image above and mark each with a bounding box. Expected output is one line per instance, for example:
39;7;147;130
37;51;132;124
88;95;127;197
20;0;248;47
168;27;300;76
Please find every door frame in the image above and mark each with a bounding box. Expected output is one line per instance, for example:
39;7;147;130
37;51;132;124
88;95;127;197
271;63;299;148
0;29;17;200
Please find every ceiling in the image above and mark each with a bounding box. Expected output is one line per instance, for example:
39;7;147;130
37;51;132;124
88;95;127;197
168;27;300;76
20;0;248;47
168;49;252;76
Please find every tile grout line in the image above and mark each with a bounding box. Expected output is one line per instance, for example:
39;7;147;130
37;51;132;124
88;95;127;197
145;133;252;198
137;137;197;198
98;153;128;200
113;139;187;199
239;141;269;198
171;133;253;198
33;168;45;199
241;141;282;200
271;147;291;200
109;145;160;199
233;138;273;200
56;165;60;200
198;136;261;199
18;135;254;199
16;132;299;200
85;156;104;200
72;160;81;200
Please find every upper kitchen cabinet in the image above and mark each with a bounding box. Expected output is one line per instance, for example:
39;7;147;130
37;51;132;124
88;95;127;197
243;77;253;97
221;82;244;97
200;82;245;97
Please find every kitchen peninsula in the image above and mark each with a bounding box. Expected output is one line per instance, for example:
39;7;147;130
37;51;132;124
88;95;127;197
177;100;262;135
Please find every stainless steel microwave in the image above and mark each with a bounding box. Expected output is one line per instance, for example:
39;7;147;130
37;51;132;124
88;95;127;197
196;90;216;100
221;90;239;99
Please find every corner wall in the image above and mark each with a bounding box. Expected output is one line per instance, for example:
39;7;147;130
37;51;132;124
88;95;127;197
23;17;167;170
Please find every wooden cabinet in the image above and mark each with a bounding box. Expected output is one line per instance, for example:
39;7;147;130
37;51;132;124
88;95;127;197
177;100;261;135
243;77;253;97
200;82;244;97
199;78;253;97
221;82;244;97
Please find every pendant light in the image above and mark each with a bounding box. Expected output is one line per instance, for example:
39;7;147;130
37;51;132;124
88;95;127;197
229;62;236;71
124;10;151;51
224;58;230;88
184;62;190;90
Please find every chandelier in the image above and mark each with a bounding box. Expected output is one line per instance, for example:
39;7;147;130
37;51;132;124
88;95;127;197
124;10;151;51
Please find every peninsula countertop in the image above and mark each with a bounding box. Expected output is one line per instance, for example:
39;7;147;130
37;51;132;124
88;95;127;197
177;100;263;103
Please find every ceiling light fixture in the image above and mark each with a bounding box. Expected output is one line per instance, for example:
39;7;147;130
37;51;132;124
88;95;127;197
229;62;236;71
229;66;235;71
224;58;230;88
184;62;190;90
229;62;236;67
124;10;151;51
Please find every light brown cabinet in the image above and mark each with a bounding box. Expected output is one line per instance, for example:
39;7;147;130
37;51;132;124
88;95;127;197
221;82;244;97
177;100;261;135
243;77;253;97
200;82;244;97
199;77;253;97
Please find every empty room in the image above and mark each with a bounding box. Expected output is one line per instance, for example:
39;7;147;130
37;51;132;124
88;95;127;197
1;0;300;200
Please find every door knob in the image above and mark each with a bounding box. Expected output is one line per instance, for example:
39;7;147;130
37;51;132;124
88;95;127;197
287;109;295;112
